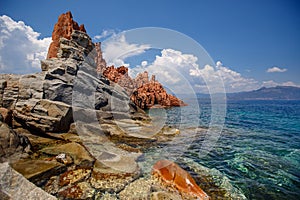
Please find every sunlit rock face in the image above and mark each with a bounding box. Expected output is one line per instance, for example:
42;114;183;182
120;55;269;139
102;65;186;109
47;11;86;59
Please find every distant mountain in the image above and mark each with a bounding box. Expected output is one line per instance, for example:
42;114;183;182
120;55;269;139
227;86;300;100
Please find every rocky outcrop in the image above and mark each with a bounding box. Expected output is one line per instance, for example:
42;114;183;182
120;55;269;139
0;12;142;136
131;81;187;109
103;66;128;83
152;159;210;199
47;11;86;59
102;65;186;109
102;65;136;94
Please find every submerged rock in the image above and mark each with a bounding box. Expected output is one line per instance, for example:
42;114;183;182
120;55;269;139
39;142;95;168
58;181;95;200
119;178;153;199
89;146;141;193
180;157;248;200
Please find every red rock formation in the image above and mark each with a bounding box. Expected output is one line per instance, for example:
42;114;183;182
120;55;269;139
152;160;210;200
102;65;186;109
130;81;186;109
103;66;128;83
103;66;135;93
47;11;86;59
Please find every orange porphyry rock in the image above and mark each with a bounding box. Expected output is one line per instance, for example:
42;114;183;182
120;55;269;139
47;11;86;58
130;81;187;109
103;65;128;83
101;63;187;109
152;160;210;200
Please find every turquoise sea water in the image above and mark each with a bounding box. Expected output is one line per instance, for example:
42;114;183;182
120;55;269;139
145;99;300;199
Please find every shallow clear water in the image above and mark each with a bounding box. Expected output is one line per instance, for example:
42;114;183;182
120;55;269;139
145;99;300;199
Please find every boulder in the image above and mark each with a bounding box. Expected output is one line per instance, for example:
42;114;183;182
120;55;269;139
90;160;140;193
88;142;141;193
44;30;95;105
14;99;73;133
103;66;128;83
181;157;248;199
119;178;153;199
152;160;210;200
11;159;67;186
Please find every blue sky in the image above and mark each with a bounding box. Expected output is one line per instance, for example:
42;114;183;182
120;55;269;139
0;0;299;92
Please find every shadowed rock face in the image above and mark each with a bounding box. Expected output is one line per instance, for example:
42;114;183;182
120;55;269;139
152;159;210;200
0;121;31;163
47;11;86;59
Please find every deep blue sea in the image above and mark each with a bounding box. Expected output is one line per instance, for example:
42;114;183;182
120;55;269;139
143;99;300;199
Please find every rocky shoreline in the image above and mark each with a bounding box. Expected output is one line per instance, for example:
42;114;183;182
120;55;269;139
0;11;246;199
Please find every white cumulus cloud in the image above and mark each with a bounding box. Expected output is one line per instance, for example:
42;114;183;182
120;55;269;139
131;50;262;93
190;61;260;93
0;15;51;74
102;34;150;67
130;49;200;94
266;66;287;73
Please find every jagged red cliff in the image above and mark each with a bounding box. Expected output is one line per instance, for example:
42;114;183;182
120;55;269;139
102;66;186;109
47;11;86;59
